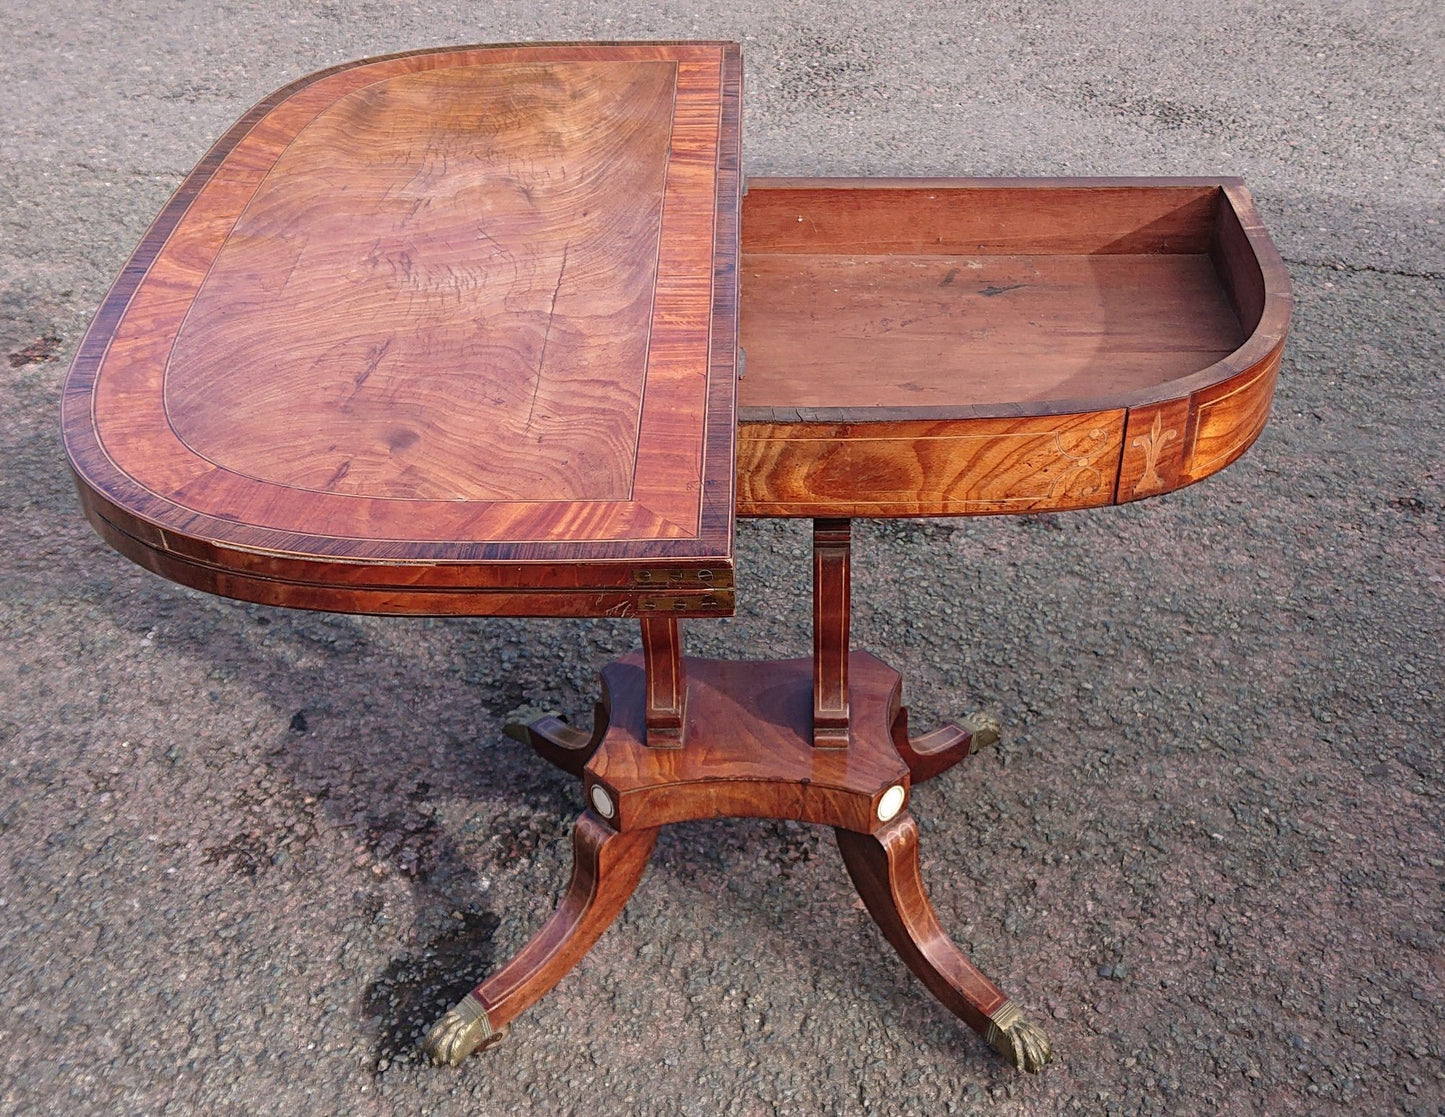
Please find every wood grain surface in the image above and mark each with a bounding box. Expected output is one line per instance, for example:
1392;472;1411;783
63;42;741;616
464;812;658;1031
640;616;687;745
583;652;911;834
166;61;676;504
739;252;1241;410
739;178;1223;256
835;815;1054;1070
736;178;1291;518
835;815;1012;1036
811;518;853;745
737;412;1126;517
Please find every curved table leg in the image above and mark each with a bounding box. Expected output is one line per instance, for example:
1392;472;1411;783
835;814;1052;1073
424;811;658;1066
892;708;1002;784
504;696;610;778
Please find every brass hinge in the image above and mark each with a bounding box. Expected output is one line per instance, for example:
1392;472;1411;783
633;567;732;589
637;592;731;613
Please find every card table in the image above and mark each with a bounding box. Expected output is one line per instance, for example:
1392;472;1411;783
62;41;1290;1072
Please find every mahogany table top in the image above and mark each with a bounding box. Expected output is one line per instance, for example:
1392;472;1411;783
62;42;742;617
62;44;1292;617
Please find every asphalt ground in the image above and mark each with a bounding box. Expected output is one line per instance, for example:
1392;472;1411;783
1;2;1441;1114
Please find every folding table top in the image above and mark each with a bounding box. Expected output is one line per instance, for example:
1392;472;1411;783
62;42;742;617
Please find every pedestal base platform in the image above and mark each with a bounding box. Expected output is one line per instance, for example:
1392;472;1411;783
424;651;1052;1073
584;652;911;833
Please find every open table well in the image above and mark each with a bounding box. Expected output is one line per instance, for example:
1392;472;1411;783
61;42;1290;1075
737;178;1289;517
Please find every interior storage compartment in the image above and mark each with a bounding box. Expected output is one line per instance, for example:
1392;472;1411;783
735;179;1290;517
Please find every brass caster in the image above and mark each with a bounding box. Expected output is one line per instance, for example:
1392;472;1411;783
985;1001;1052;1073
422;994;507;1066
960;710;1002;752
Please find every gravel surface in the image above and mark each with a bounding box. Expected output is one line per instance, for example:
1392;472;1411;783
2;2;1441;1114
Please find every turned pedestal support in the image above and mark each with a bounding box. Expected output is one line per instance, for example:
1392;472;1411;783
812;517;852;746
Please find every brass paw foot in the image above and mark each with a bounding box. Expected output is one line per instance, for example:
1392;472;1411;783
959;710;1002;752
985;1001;1052;1073
422;994;506;1066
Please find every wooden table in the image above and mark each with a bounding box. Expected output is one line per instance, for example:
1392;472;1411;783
62;41;1291;1074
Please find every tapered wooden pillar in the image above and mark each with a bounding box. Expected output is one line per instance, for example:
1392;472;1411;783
812;518;851;746
641;616;686;747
